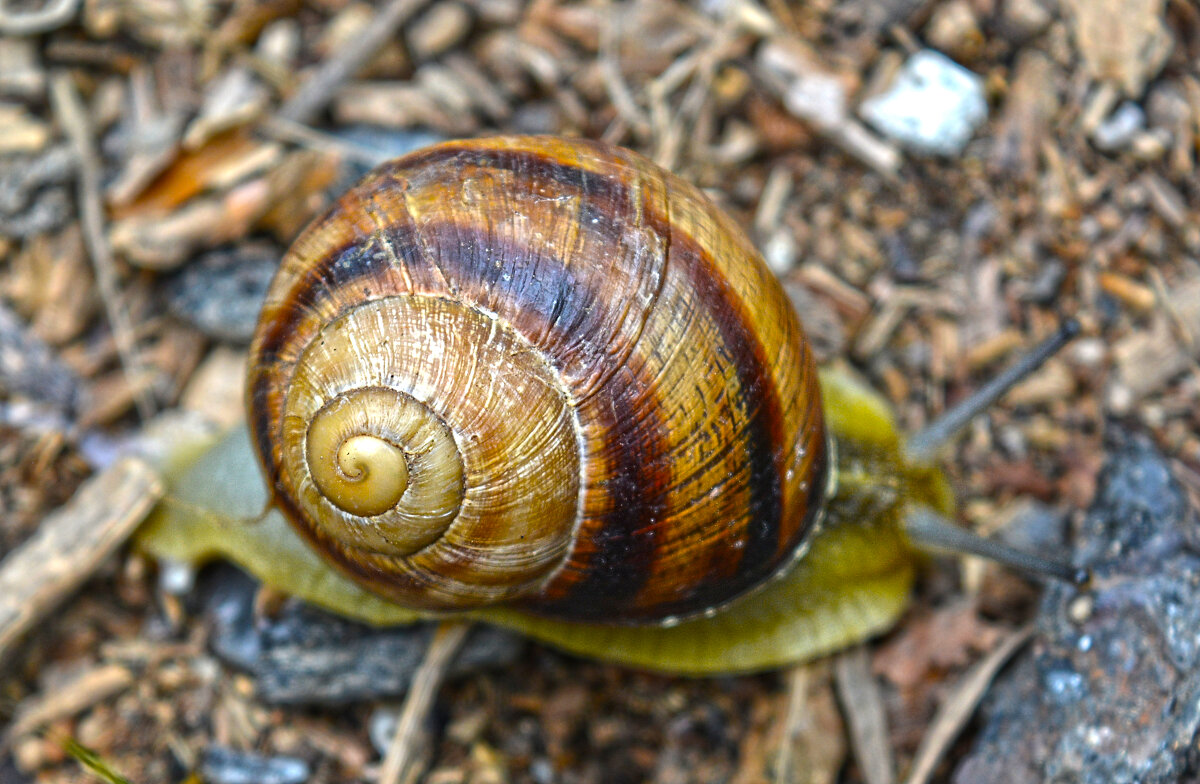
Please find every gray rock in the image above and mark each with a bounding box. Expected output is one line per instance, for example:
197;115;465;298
332;127;446;181
203;566;525;705
0;302;82;414
200;747;309;784
0;145;75;238
166;244;279;344
954;434;1200;784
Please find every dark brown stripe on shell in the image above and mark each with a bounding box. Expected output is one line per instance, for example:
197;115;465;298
647;219;793;616
514;159;813;622
390;138;628;209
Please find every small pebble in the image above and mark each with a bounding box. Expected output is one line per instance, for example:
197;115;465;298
1092;102;1146;152
1042;666;1088;705
1020;258;1067;305
924;0;983;61
1067;595;1093;625
200;747;309;784
159;558;197;596
859;49;987;156
1000;0;1053;39
1070;338;1107;369
0;302;82;413
761;229;798;274
368;706;399;756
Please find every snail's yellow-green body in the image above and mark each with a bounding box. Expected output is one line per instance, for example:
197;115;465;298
137;367;951;674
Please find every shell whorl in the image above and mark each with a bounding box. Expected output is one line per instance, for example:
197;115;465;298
248;135;827;622
261;293;582;610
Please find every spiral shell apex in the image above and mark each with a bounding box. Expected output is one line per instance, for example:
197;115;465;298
247;136;828;623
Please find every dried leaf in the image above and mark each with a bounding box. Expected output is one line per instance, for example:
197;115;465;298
874;601;1005;690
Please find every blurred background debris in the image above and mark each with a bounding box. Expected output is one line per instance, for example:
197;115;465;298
1;0;1198;780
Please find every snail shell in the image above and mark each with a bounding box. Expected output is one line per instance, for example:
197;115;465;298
247;136;827;623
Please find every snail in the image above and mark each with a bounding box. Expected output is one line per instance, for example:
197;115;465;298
138;135;1081;674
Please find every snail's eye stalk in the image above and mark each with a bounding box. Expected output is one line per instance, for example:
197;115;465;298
905;318;1081;464
904;507;1090;586
902;318;1086;586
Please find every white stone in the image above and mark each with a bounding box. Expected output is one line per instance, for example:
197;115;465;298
859;49;988;156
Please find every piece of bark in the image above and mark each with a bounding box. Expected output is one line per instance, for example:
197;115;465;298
1061;0;1173;96
5;663;134;740
0;458;163;665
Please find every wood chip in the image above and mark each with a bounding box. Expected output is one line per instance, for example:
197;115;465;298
0;36;46;98
3;225;95;346
0;103;51;154
408;1;472;62
109;130;269;219
0;458;163;665
1005;359;1076;407
767;663;845;784
5;663;135;741
182;67;271;150
1061;0;1173;96
1098;271;1157;313
989;50;1056;180
1138;171;1189;230
1112;276;1200;400
964;328;1024;370
178;346;249;429
0;0;79;36
755;37;900;178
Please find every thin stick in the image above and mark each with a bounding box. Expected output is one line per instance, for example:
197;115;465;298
50;72;156;421
773;664;811;779
278;0;430;125
258;115;389;167
905;319;1080;464
377;621;471;784
834;646;895;784
599;7;651;138
905;507;1088;586
5;663;133;744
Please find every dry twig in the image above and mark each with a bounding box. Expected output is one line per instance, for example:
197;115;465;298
377;621;471;784
278;0;431;125
4;664;134;744
835;645;895;784
50;72;156;420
